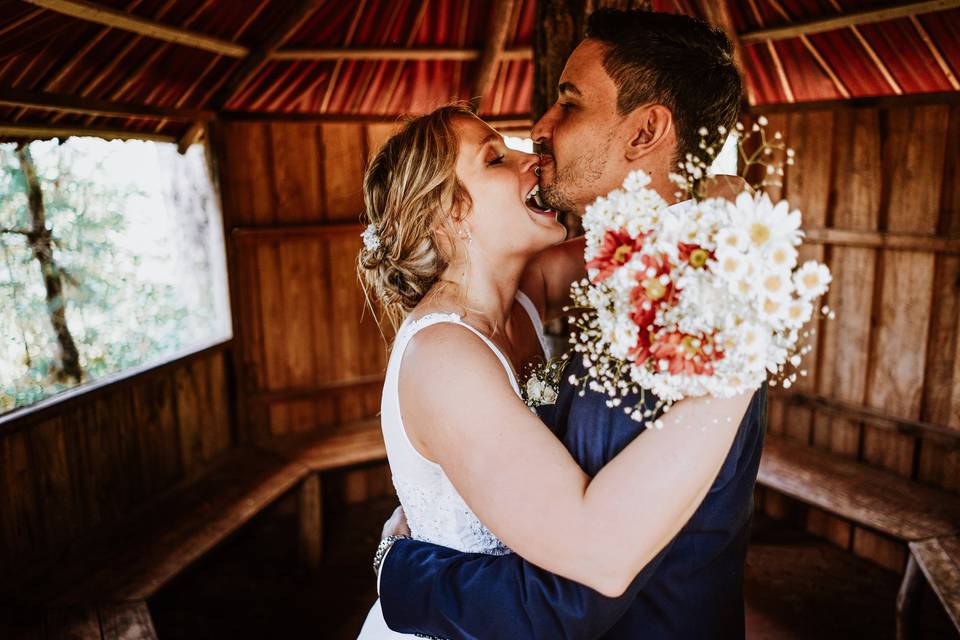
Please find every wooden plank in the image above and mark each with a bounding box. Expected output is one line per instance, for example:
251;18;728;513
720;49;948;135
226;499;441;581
298;473;323;569
919;104;960;493
852;528;907;573
814;109;880;458
98;601;157;640
24;416;81;563
23;447;305;605
22;0;249;57
268;122;323;223
758;436;960;541
320;123;367;222
749;92;960;115
910;536;960;631
739;0;960;43
216;122;274;227
865;106;948;476
131;373;182;495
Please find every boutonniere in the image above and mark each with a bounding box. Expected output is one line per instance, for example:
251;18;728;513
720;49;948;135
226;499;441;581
522;354;570;408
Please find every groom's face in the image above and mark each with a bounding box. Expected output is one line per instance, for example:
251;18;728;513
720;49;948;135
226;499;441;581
532;39;627;216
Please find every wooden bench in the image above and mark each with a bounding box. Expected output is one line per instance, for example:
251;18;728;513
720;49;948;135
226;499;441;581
260;417;387;569
758;435;960;638
900;535;960;639
2;419;387;639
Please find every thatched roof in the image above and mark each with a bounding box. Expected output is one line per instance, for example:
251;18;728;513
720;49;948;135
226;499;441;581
0;0;957;147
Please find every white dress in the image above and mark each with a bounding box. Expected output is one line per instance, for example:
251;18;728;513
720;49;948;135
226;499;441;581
358;292;547;639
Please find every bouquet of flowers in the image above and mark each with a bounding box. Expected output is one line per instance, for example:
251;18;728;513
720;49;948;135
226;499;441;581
556;122;832;426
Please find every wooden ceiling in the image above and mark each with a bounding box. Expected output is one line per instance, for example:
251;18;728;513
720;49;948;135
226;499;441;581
0;0;957;148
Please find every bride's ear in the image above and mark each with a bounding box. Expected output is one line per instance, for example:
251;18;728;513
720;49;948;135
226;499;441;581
623;104;673;162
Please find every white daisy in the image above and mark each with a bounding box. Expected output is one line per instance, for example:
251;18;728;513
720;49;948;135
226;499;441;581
793;261;832;299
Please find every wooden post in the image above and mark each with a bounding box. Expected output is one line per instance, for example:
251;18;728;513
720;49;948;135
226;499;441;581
470;0;517;112
896;554;922;640
298;472;323;569
532;0;651;121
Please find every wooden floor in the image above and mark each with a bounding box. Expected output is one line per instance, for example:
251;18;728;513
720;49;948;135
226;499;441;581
149;497;957;639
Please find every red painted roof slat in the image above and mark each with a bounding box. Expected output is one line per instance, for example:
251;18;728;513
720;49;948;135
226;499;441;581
0;0;958;138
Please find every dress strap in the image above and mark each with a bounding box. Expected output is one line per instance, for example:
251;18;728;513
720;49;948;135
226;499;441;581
400;312;520;393
515;290;550;359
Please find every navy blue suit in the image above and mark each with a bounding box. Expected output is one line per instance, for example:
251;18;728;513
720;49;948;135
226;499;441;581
379;356;767;639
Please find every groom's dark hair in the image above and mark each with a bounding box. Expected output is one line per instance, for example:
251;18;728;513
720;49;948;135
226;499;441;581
586;9;742;163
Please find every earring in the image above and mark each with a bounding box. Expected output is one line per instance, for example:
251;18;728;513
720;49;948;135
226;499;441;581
459;227;473;245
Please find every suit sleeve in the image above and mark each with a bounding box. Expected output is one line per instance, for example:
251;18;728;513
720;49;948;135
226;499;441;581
378;537;673;640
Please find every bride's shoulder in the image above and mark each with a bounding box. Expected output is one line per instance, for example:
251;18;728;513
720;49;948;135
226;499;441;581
401;318;500;378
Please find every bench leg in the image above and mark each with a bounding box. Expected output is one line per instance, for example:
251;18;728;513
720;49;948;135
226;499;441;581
896;554;922;640
298;472;323;570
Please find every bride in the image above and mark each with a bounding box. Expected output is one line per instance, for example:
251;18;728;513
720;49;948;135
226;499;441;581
356;104;752;637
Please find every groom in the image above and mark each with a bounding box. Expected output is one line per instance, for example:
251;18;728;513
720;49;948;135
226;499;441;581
375;9;767;639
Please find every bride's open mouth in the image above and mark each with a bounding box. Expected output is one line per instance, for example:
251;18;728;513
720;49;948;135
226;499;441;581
525;184;555;217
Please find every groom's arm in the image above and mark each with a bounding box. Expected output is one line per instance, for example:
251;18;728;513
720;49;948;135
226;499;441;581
378;536;673;640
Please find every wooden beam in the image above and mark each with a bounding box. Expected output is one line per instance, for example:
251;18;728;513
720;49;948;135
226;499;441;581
209;0;323;110
694;0;755;105
269;46;532;62
0;122;177;143
471;0;516;110
0;87;213;121
745;0;795;102
219;111;532;129
747;90;960;113
176;120;205;154
777;390;960;446
910;15;960;90
801;227;960;254
739;0;960;43
22;0;250;57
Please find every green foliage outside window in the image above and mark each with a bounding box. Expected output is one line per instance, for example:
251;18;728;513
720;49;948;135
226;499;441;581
0;138;231;415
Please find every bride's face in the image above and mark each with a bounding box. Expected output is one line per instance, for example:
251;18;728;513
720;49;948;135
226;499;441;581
452;116;566;260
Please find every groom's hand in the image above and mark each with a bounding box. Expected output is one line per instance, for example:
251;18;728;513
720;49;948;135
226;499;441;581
382;505;410;539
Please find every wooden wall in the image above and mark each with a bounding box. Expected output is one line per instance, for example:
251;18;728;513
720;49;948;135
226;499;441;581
757;102;960;572
0;344;233;591
212;119;400;502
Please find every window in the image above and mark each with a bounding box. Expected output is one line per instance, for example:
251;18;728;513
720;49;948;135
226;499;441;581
0;138;231;416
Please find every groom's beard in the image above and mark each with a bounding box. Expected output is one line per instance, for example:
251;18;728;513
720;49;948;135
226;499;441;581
539;135;612;217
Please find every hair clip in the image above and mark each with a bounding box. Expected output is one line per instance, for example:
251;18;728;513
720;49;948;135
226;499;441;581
362;223;381;252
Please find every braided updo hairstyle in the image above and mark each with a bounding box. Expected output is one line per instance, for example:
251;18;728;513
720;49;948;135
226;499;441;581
358;104;475;329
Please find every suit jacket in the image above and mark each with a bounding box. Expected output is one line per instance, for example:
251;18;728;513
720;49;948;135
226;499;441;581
379;356;768;639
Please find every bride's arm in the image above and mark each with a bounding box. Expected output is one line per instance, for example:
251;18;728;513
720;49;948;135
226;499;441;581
401;324;751;597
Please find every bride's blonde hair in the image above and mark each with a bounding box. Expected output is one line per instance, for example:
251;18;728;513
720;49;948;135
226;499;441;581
358;103;476;330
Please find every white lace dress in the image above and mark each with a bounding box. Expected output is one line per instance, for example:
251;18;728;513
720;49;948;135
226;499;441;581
357;292;547;639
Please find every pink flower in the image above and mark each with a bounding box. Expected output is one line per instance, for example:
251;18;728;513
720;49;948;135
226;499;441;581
587;229;647;282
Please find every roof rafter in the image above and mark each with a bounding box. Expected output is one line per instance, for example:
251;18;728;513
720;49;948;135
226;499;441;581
270;46;533;62
693;0;755;104
909;15;960;90
740;0;960;43
745;0;795;103
0;87;213;121
22;0;249;57
766;0;852;99
0;122;177;143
